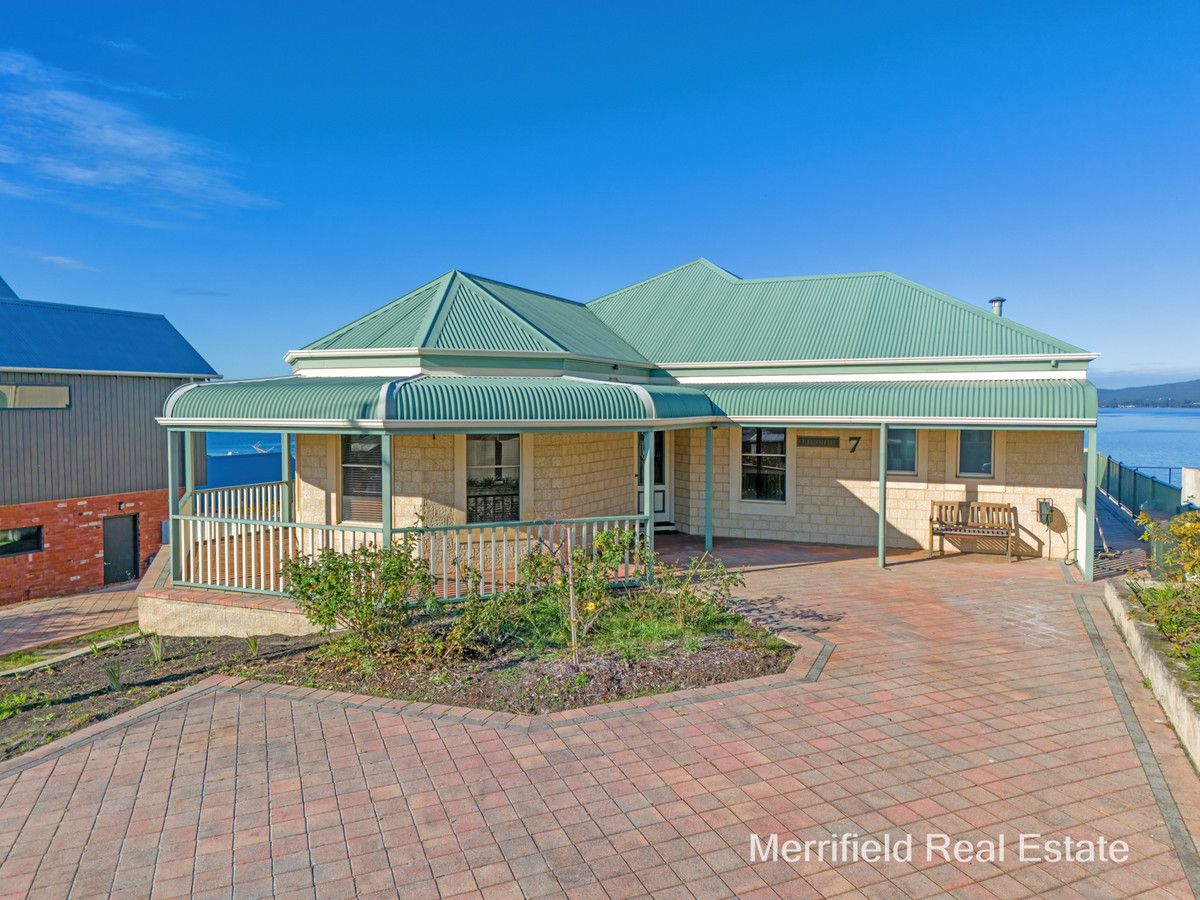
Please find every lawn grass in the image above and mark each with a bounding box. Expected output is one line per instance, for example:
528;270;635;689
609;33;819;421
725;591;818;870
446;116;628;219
0;622;140;673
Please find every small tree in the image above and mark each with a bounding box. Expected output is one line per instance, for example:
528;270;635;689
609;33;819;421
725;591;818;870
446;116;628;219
1140;510;1200;588
281;534;435;644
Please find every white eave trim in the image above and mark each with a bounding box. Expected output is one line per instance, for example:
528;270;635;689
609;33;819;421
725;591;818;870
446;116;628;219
678;370;1090;384
157;413;1095;431
661;352;1098;369
727;416;1098;427
284;346;652;369
156;415;717;430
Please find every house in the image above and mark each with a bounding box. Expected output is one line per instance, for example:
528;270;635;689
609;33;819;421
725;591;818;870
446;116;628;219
0;277;218;604
153;259;1099;617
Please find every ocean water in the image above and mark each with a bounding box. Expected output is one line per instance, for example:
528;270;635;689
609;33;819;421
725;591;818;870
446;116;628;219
201;432;293;489
1097;408;1200;485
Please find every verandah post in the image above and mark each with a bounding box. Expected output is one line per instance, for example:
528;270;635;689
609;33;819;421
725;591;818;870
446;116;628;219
1084;427;1097;582
280;431;292;520
642;429;654;578
167;429;181;582
877;423;888;569
183;431;195;496
381;433;393;548
704;425;713;552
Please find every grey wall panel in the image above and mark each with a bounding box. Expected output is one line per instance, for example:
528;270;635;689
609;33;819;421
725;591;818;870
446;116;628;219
0;372;199;505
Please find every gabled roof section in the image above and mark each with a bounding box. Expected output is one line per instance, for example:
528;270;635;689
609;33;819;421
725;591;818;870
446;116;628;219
301;271;650;364
588;259;1088;364
0;296;219;378
0;274;17;300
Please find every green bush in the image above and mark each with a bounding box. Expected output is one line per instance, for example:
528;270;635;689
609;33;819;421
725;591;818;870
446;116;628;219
281;535;435;645
439;530;745;661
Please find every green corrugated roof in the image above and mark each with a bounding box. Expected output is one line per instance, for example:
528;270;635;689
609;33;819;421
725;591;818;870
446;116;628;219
168;376;391;421
701;379;1097;422
163;376;714;424
163;375;1092;426
302;271;649;363
392;377;646;421
588;259;1087;363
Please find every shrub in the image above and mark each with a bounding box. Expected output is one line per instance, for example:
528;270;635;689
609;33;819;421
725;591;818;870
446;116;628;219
281;535;435;645
1140;509;1200;587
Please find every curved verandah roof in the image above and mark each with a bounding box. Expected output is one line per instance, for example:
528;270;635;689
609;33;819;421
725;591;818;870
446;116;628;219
160;375;717;431
158;375;1097;432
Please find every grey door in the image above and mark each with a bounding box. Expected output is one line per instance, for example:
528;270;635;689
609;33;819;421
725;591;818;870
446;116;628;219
102;514;139;584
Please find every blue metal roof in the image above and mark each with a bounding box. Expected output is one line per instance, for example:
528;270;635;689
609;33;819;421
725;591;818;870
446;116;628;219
0;275;17;301
0;297;218;377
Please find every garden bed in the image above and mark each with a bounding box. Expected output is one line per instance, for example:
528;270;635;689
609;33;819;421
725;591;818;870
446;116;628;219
0;615;791;761
1;532;796;760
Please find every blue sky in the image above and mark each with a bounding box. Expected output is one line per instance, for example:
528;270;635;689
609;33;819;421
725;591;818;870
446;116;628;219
1;2;1196;385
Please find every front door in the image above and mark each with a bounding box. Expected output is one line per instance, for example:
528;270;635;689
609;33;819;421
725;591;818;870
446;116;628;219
637;432;672;524
102;514;139;584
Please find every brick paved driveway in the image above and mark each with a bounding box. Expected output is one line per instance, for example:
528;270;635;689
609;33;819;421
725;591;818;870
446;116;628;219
2;542;1199;898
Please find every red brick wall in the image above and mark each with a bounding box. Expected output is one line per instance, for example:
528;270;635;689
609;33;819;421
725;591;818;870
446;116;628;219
0;489;168;606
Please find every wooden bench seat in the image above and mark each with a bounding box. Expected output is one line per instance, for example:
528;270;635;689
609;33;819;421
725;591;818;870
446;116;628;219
929;501;1020;561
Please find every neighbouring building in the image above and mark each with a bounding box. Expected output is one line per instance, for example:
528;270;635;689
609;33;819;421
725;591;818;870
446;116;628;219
0;275;218;604
153;259;1100;623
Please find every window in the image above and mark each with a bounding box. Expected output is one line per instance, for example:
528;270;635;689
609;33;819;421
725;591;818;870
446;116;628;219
341;435;382;521
0;385;69;410
886;428;918;475
0;526;43;557
740;428;786;502
958;430;994;478
467;434;520;523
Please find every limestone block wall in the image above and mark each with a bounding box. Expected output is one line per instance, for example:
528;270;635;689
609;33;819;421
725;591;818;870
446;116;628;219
525;432;637;521
671;426;1084;559
392;435;457;527
295;432;637;529
295;434;336;525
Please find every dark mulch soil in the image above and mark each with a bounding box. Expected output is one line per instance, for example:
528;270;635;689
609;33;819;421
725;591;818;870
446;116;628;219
0;634;320;761
1;630;793;761
241;635;795;715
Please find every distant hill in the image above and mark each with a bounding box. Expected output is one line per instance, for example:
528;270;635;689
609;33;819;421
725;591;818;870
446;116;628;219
1098;378;1200;408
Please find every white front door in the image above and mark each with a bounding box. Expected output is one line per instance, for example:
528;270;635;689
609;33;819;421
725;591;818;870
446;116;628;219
637;431;673;524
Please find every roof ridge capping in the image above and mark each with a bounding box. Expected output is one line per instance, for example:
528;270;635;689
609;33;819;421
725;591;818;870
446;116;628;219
588;258;897;306
876;271;1089;356
300;270;455;352
588;259;1091;360
452;272;570;352
0;295;172;322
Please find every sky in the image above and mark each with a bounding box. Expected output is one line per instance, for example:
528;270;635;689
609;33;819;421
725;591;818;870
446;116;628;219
1;1;1197;386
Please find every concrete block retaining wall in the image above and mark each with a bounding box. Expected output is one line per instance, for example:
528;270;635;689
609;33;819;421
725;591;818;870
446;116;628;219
1103;579;1200;772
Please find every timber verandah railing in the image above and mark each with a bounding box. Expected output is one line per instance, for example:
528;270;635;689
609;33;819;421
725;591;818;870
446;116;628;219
171;508;651;600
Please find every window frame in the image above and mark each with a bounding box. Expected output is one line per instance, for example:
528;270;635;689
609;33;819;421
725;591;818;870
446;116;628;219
0;525;44;557
957;429;995;479
739;427;788;504
466;433;521;524
0;384;70;410
885;427;919;476
339;434;383;523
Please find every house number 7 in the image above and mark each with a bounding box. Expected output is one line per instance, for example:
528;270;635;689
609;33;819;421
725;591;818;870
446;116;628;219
848;436;861;453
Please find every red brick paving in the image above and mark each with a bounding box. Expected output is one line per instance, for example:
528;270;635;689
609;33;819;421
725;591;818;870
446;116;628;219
2;540;1199;898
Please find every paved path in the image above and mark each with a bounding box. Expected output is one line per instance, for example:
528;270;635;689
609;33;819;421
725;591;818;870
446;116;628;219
2;544;1199;898
0;586;138;657
0;552;166;659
